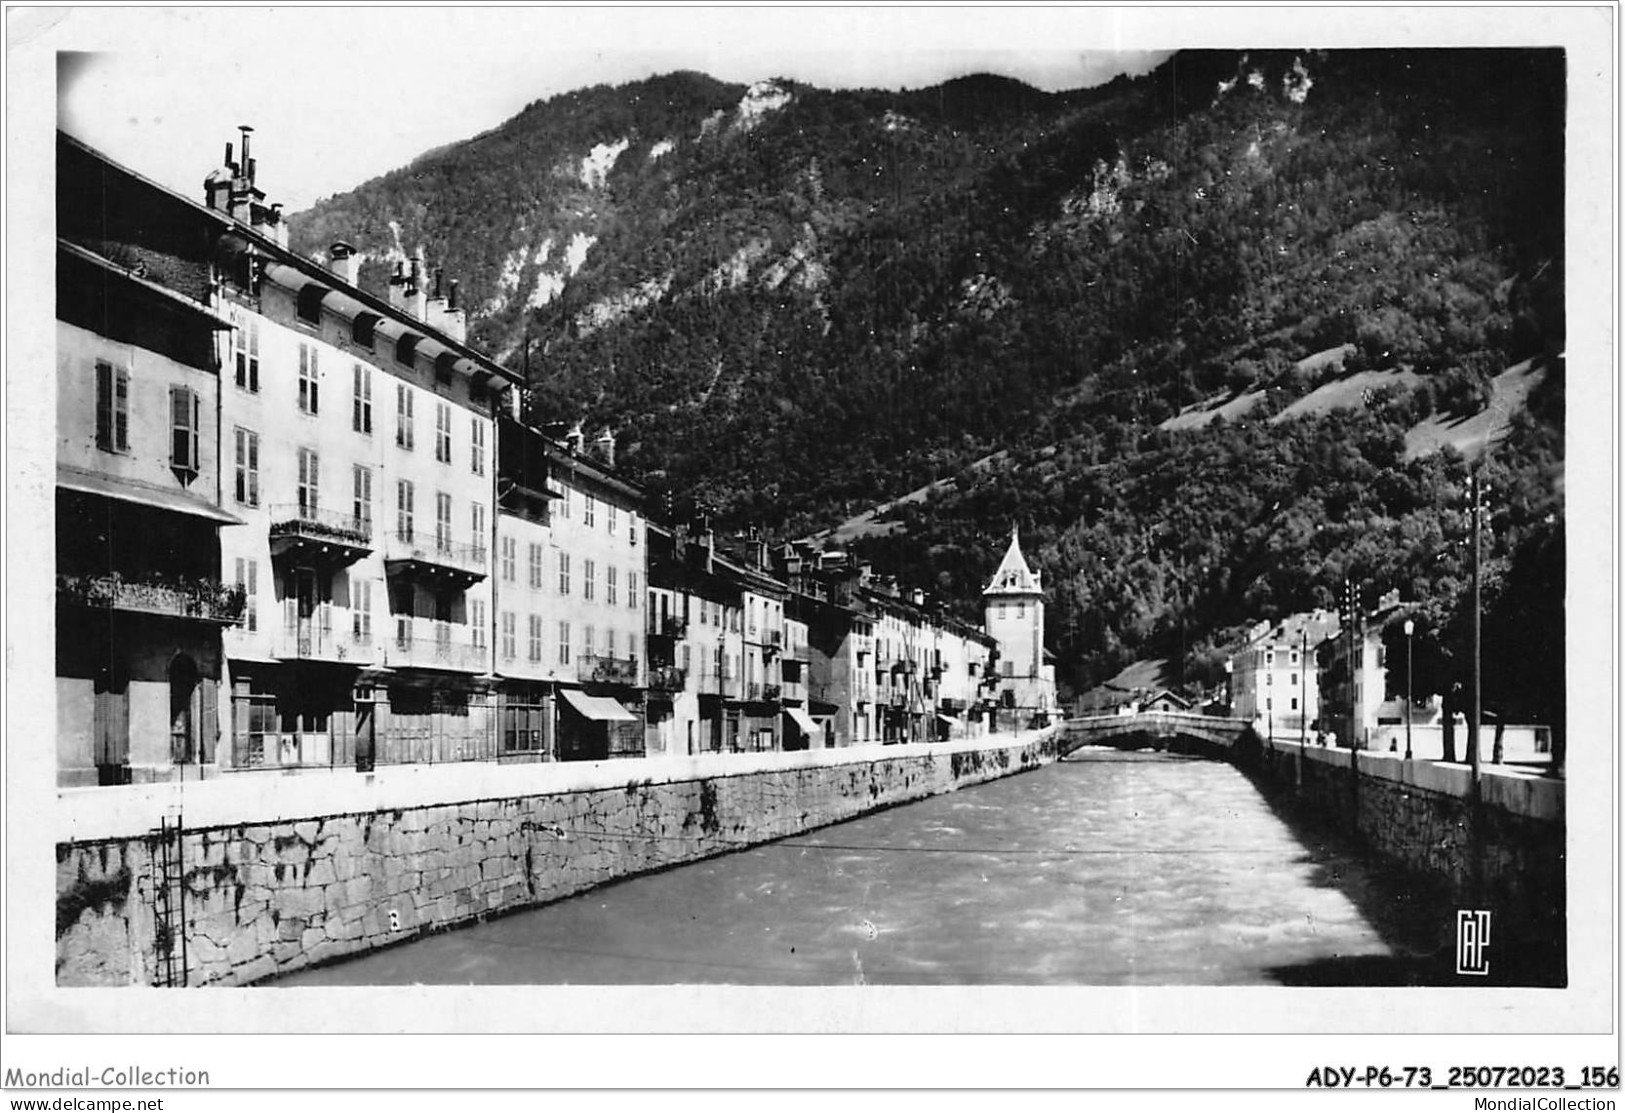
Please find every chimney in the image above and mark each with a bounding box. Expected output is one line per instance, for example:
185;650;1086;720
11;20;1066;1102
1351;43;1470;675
330;241;358;285
425;268;449;329
565;421;585;455
270;203;288;248
388;261;409;309
911;588;925;607
409;250;428;320
442;279;467;342
594;429;616;469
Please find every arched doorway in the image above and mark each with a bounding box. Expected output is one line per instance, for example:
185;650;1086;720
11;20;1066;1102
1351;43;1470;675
168;654;199;765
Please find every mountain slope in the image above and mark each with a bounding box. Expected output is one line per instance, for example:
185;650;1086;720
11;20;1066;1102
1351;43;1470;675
288;48;1566;721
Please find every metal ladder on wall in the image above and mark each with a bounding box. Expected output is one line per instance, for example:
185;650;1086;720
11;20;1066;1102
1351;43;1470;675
152;814;188;987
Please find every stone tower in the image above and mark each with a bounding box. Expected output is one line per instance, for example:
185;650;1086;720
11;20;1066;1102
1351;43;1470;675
983;527;1054;716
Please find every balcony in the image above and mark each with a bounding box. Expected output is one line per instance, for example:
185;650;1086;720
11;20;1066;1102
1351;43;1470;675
647;665;687;693
582;653;639;686
699;670;738;699
58;573;245;625
744;681;783;703
761;629;783;656
267;503;372;565
780;678;808;703
647;613;688;641
383;619;486;673
275;619;374;665
384;531;487;588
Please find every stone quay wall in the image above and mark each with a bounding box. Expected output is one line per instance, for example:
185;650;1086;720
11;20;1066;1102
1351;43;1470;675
1241;737;1565;983
57;730;1059;987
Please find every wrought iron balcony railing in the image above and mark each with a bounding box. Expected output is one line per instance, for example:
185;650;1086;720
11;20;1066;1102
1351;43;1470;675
276;620;375;664
383;620;486;672
268;503;372;563
647;665;687;692
582;653;639;685
383;532;488;584
58;573;246;625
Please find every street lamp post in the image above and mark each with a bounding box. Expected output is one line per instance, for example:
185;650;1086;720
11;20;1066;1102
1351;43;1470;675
1403;618;1414;761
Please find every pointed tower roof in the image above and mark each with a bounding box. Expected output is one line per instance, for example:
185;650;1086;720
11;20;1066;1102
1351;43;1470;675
983;526;1042;596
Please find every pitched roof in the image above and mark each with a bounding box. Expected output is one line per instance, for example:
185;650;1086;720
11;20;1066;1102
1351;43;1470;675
983;527;1042;596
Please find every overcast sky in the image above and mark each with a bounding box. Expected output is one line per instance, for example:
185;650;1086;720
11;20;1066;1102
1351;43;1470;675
42;7;1181;213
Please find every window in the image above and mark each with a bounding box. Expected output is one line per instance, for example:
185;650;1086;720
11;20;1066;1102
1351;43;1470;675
1265;650;1275;667
435;402;452;463
435;491;452;549
584;625;595;657
352;465;372;532
629;512;639;546
607;566;618;607
529;543;544;590
1016;602;1025;619
629;572;639;608
234;428;260;506
528;614;543;662
95;362;130;453
396;479;414;540
1290;649;1300;666
471;599;486;648
557;552;571;595
298;344;319;414
584;495;596;527
353;579;372;639
232;310;260;392
234;558;258;632
607;629;616;657
352;364;372;433
557;622;571;665
471;504;486;558
170;386;201;477
471;418;486;476
501;611;516;660
608;504;618;535
395;383;414;449
1290;697;1299;711
1289;672;1298;687
558;489;570;519
583;559;596;601
997;602;1007;619
296;448;319;515
501;536;517;581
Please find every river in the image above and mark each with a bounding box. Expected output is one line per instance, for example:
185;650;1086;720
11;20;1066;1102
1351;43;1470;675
272;749;1454;986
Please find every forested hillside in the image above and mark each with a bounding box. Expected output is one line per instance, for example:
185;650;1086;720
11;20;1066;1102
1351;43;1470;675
289;48;1566;731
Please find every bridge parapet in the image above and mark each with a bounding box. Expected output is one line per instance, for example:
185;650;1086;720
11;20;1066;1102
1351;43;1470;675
1060;711;1250;756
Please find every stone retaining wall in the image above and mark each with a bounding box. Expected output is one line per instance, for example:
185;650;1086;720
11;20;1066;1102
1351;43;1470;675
57;731;1059;986
1244;738;1565;984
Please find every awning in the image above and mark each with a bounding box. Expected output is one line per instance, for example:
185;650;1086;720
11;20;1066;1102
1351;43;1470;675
58;465;244;525
784;707;820;738
558;688;637;722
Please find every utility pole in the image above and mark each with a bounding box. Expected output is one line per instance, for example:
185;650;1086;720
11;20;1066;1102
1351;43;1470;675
1468;470;1482;791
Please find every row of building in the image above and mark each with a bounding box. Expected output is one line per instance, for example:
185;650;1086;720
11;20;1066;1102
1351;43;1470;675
53;129;1057;787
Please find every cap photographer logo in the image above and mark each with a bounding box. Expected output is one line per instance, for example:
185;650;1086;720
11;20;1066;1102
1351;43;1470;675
1456;909;1491;976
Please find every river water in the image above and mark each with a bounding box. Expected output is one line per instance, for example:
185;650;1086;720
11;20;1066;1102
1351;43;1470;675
274;750;1454;986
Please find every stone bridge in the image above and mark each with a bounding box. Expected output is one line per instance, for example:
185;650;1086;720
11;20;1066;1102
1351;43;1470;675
1058;711;1253;757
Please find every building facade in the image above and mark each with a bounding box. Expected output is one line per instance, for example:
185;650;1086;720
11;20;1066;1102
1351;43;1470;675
1229;610;1340;741
56;133;245;786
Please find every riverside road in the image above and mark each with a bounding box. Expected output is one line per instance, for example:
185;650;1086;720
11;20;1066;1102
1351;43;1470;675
273;748;1457;986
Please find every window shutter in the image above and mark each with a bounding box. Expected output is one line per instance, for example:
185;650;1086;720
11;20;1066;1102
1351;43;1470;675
95;362;113;448
199;678;218;764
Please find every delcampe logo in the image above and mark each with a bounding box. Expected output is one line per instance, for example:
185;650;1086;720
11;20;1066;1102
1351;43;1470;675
1456;910;1492;976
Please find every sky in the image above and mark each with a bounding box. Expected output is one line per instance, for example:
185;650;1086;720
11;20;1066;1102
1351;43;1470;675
40;7;1179;213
